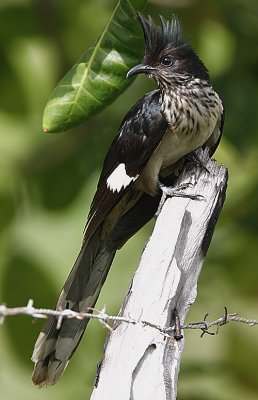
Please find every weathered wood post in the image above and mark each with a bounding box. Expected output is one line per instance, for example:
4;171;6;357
91;149;228;400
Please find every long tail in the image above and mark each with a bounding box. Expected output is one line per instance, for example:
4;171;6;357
31;226;115;387
31;187;162;387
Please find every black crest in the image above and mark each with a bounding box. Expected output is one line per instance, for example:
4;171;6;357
136;13;186;63
136;13;210;81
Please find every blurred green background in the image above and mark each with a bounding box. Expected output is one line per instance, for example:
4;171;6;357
0;0;258;399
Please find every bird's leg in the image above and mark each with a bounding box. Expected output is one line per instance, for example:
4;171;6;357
156;181;204;216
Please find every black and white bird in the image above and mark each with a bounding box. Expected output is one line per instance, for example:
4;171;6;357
32;13;224;386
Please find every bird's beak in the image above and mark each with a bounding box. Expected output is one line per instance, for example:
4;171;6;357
126;64;156;78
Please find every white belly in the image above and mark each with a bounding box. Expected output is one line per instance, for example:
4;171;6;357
137;111;219;196
158;119;215;168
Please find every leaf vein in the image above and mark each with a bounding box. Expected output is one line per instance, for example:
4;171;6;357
80;85;102;104
66;1;122;121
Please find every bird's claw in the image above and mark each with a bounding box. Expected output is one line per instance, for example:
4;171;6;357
186;151;210;174
155;181;204;216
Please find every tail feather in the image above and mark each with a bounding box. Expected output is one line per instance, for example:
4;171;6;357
31;226;115;387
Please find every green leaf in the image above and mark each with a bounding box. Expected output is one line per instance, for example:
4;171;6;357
43;0;146;133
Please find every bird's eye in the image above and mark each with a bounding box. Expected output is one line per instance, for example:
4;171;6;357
161;56;173;66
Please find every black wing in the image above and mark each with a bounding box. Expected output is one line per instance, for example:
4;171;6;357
205;100;225;157
84;89;168;244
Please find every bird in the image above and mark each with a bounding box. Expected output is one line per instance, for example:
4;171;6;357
31;13;224;387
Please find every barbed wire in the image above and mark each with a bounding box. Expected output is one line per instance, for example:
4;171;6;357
0;300;257;337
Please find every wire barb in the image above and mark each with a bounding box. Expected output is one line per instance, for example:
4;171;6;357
0;302;258;337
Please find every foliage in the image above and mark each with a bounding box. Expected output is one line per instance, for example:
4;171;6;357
43;0;146;132
0;0;258;399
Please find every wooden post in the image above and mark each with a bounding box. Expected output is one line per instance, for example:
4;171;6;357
91;149;228;400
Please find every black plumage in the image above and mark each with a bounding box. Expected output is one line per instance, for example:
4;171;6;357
85;89;167;244
32;13;224;387
138;14;185;63
135;13;209;82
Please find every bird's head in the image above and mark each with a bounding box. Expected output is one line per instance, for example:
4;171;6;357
127;13;209;88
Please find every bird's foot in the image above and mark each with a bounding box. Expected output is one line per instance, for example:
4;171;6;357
156;181;204;216
186;151;210;174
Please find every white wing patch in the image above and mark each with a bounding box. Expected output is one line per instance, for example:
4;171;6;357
106;163;138;192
